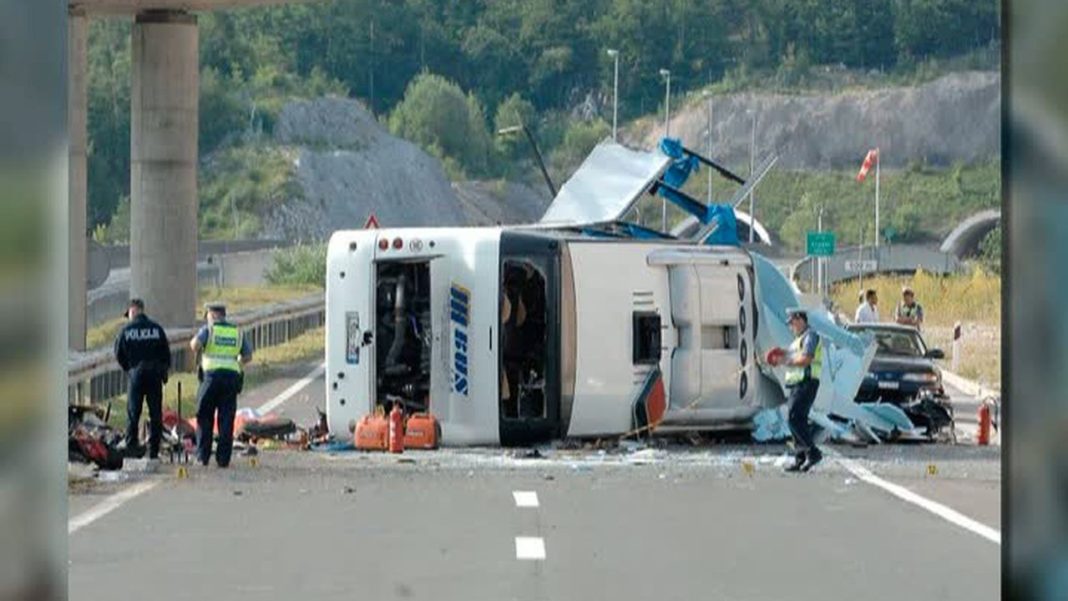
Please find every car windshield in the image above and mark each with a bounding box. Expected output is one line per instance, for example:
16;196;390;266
859;328;926;357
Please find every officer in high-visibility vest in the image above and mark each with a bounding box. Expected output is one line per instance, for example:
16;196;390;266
769;307;823;473
189;302;252;468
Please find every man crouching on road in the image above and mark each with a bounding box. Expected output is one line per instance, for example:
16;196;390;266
189;302;252;468
768;308;823;473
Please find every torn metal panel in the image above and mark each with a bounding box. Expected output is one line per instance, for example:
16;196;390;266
749;251;927;442
539;139;672;227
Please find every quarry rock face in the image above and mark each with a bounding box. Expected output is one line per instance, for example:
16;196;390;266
642;71;1000;170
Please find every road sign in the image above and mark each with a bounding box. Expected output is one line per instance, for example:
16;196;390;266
844;259;878;273
364;213;380;229
806;231;835;256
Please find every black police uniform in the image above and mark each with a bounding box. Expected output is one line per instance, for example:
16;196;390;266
114;314;171;457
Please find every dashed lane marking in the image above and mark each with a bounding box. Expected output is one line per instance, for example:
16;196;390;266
513;491;539;508
515;537;546;560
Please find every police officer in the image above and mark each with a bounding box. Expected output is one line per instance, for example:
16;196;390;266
189;302;252;468
769;308;823;473
113;298;171;459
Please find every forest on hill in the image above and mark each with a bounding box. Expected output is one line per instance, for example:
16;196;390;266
85;0;1000;239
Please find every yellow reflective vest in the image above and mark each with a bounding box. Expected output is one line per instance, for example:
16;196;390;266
201;323;242;374
784;330;822;386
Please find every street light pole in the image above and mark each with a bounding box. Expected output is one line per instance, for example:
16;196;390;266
660;68;671;232
703;90;712;204
607;49;619;142
817;205;825;297
660;68;671;137
749;111;757;243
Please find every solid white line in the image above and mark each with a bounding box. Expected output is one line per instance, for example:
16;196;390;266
834;452;1001;545
515;537;546;560
70;363;324;536
256;362;326;414
513;491;539;508
68;479;161;534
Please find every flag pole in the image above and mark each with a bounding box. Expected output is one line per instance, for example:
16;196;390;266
874;148;880;251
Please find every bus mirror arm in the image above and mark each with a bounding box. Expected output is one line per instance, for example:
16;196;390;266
362;331;373;346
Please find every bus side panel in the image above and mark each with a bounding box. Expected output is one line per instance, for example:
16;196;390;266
423;229;502;445
564;242;674;437
325;230;378;437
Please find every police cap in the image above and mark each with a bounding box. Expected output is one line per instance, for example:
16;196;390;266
785;307;808;322
204;302;227;317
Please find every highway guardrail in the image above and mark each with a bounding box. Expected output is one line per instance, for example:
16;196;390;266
67;294;324;405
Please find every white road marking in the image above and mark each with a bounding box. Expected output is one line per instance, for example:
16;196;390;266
70;364;324;535
256;362;326;414
513;491;539;508
833;452;1001;545
68;479;161;534
515;537;546;560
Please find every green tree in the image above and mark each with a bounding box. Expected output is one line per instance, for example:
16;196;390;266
388;73;494;177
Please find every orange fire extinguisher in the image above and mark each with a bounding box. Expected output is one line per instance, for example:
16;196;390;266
977;402;991;446
388;402;406;454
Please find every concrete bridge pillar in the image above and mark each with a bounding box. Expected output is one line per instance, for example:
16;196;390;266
69;9;88;350
130;11;198;328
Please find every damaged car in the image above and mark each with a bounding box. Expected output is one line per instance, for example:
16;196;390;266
848;323;954;438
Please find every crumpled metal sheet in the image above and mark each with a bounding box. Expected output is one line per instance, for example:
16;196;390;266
749;252;925;442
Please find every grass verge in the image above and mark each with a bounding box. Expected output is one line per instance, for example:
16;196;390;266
85;284;322;350
830;268;1000;387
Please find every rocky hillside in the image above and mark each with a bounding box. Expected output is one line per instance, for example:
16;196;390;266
259;97;466;239
637;71;1000;170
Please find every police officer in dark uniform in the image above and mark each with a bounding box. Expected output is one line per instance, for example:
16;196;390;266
113;298;171;459
189;302;252;468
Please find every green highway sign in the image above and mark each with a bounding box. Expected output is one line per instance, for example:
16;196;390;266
806;231;836;256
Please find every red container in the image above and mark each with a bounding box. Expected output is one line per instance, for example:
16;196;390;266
388;405;406;453
354;414;388;451
403;413;441;450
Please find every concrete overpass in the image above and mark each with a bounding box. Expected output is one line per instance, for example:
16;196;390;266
67;0;314;349
940;208;1000;258
793;244;962;288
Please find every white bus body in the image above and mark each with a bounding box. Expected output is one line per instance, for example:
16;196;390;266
325;227;769;446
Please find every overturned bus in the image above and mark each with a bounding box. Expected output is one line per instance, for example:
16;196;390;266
325;139;899;447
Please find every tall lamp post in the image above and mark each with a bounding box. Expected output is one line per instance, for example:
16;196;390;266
748;110;757;242
607;49;619;142
659;68;671;231
702;89;713;204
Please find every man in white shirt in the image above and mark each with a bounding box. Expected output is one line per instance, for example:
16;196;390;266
855;289;879;323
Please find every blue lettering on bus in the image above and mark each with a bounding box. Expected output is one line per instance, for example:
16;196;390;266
450;283;471;396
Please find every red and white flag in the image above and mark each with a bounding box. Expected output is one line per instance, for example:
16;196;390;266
856;148;878;182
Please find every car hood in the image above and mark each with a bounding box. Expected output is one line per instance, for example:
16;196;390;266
869;355;938;373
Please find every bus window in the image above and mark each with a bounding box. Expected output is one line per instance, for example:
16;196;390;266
500;259;548;420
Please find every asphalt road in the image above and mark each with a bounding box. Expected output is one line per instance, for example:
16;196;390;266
69;364;1001;601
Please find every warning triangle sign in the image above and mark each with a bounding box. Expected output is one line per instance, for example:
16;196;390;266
363;214;380;229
